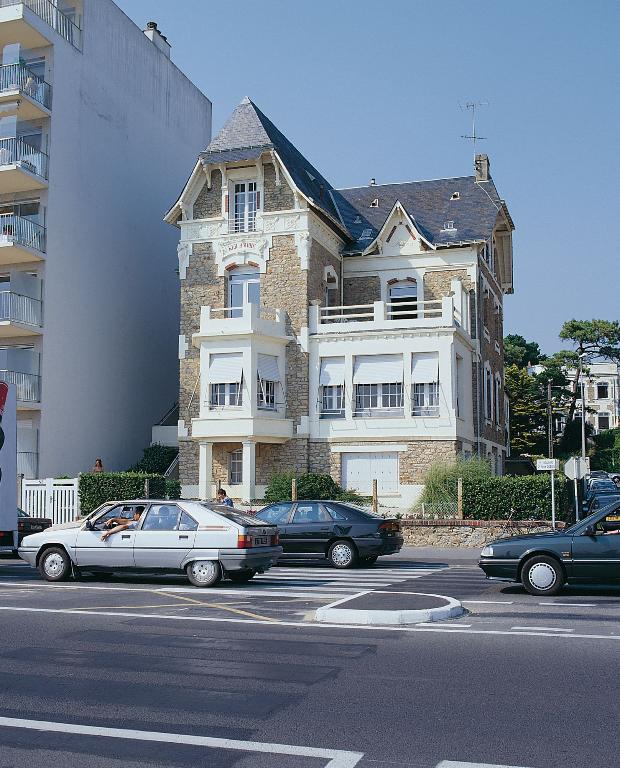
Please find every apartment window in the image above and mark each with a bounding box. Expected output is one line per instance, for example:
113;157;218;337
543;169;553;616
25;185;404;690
353;355;404;417
228;267;259;318
598;412;610;432
455;354;463;418
208;353;243;408
494;376;501;425
257;354;280;411
411;352;440;416
388;281;417;319
597;383;609;400
413;382;439;416
321;385;344;418
229;449;243;485
231;181;257;233
485;366;493;421
319;357;345;418
210;382;242;408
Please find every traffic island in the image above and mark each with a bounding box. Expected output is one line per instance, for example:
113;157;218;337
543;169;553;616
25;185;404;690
314;591;464;626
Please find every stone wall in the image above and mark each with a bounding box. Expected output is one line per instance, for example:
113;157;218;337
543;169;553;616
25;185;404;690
342;276;380;305
308;238;341;305
308;441;340;481
401;519;554;547
193;169;222;219
399;440;459;484
263;163;295;211
422;269;472;301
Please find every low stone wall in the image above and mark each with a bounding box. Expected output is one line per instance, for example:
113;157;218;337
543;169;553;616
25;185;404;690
401;519;561;548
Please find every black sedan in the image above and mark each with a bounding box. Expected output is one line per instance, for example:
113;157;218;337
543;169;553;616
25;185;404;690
479;501;620;595
17;508;52;546
253;500;403;568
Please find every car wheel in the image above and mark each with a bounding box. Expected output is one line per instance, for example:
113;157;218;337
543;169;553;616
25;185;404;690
328;540;357;569
228;570;255;583
38;547;71;582
521;555;564;596
186;560;222;587
358;555;378;567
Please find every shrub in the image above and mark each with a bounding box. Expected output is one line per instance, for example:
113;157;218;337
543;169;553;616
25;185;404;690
462;474;571;522
129;444;178;474
79;472;166;516
419;457;491;507
264;472;368;504
165;479;181;500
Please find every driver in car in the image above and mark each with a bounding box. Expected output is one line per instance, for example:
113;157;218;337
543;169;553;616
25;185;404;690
102;505;145;530
101;507;144;542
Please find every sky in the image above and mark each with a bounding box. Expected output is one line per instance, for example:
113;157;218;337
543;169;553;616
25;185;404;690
118;0;620;355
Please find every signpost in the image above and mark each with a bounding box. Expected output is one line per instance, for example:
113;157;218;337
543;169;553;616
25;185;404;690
536;458;560;529
564;456;588;521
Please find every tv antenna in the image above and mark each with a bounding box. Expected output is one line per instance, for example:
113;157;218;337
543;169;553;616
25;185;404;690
460;100;488;159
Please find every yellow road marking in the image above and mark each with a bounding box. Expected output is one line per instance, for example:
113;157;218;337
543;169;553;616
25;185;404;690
157;590;279;622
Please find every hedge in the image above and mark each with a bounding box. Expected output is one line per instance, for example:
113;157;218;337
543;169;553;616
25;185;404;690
264;472;369;504
462;474;572;522
165;479;181;500
79;472;167;515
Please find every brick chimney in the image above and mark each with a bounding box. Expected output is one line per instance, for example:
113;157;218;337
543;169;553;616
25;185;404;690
475;153;490;182
143;21;171;58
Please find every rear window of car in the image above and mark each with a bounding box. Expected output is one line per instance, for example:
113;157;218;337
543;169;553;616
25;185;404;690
255;503;292;524
202;504;269;527
325;503;374;521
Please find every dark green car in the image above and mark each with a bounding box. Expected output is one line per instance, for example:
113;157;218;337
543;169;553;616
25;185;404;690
478;501;620;596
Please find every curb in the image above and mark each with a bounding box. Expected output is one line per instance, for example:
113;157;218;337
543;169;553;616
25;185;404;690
314;592;464;626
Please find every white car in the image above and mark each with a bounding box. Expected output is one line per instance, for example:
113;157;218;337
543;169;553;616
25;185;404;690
18;499;281;587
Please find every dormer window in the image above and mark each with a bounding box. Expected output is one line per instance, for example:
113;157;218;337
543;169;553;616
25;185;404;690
230;180;258;233
370;198;379;208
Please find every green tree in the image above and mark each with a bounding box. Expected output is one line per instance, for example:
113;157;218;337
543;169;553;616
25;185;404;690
505;364;548;455
129;444;178;474
504;334;545;369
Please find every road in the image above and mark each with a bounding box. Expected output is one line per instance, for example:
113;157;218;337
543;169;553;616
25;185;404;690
0;548;619;767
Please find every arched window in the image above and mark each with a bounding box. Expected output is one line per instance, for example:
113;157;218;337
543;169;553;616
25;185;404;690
388;280;417;319
228;266;260;318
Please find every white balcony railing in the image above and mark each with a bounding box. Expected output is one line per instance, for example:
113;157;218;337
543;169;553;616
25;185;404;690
0;213;45;252
0;290;41;326
193;303;287;343
0;137;49;179
0;0;83;50
0;62;52;109
0;368;39;400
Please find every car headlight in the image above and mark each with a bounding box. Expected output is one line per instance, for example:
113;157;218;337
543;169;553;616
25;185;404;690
481;546;494;557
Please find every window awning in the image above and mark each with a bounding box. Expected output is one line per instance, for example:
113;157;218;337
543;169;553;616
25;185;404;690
208;353;243;383
411;352;439;383
320;357;345;386
257;354;280;382
353;354;403;384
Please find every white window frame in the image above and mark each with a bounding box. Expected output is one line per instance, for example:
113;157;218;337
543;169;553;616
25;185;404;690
229;449;243;485
257;376;276;410
412;381;439;417
230;180;257;233
354;382;403;417
320;384;344;418
388;280;418;320
209;381;242;409
484;365;493;422
598;412;611;432
228;267;260;318
597;382;609;400
494;374;501;425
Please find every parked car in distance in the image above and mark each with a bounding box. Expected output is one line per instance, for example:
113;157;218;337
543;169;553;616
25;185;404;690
582;483;620;513
584;494;620;516
17;508;52;547
19;499;281;587
479;500;620;595
253;500;403;568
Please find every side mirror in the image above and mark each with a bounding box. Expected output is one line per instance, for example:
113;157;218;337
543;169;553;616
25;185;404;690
582;524;596;536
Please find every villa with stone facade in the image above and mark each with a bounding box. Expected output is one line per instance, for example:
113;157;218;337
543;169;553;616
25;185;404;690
166;97;515;508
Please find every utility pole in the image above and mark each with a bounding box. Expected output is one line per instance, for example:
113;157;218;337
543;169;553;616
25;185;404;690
547;380;553;459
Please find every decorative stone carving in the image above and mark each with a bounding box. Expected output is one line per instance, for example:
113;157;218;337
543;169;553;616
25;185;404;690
177;242;191;280
214;236;270;275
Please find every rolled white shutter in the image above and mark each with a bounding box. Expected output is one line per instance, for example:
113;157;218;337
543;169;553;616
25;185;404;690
208;353;243;383
319;357;345;386
257;354;280;382
411;352;439;383
353;354;403;384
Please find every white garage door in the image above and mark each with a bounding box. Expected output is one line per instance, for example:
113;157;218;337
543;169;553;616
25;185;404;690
341;452;399;494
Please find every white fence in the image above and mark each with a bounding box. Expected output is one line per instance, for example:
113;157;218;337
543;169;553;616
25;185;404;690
21;478;79;524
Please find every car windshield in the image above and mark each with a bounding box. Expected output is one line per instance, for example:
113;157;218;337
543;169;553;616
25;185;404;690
202;504;268;527
564;500;620;534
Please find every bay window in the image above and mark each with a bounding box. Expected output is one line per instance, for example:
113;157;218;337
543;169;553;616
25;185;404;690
411;352;439;416
257;354;280;411
208;353;243;409
319;357;345;418
353;354;404;417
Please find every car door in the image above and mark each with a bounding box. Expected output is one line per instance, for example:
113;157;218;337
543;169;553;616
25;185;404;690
133;504;196;569
74;504;137;568
570;508;620;580
255;503;294;551
288;502;334;553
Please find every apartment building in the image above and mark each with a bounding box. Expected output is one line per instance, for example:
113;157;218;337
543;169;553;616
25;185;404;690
167;98;514;507
0;1;212;477
572;362;619;434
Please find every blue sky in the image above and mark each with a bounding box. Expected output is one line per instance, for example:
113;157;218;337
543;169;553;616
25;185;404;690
118;0;619;354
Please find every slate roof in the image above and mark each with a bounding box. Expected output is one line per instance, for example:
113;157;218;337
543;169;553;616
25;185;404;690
332;177;504;254
200;97;343;229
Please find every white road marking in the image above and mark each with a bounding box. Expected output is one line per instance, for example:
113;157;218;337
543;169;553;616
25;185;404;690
462;600;514;605
538;602;597;607
511;626;574;632
2;605;619;641
437;761;531;768
0;716;364;768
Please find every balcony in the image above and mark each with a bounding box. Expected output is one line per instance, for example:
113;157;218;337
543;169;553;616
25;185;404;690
0;62;51;119
0;289;41;335
0;0;82;51
0;137;48;192
309;296;470;336
192;302;289;344
0;213;45;263
0;368;39;403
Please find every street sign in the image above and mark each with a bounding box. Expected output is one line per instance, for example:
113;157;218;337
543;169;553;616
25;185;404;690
564;457;587;481
536;459;559;471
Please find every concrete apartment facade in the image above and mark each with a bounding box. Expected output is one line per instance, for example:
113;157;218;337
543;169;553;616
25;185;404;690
572;362;620;434
0;0;212;477
168;98;514;507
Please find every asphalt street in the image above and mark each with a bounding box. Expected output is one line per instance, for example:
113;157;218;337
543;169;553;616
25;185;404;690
0;548;619;767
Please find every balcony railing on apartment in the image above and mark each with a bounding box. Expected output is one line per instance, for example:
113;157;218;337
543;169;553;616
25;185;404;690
0;290;41;325
0;0;82;50
0;368;39;400
0;213;45;252
0;137;48;179
17;449;37;477
0;62;52;109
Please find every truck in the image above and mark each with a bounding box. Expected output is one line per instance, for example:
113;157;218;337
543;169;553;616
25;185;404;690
0;382;17;553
